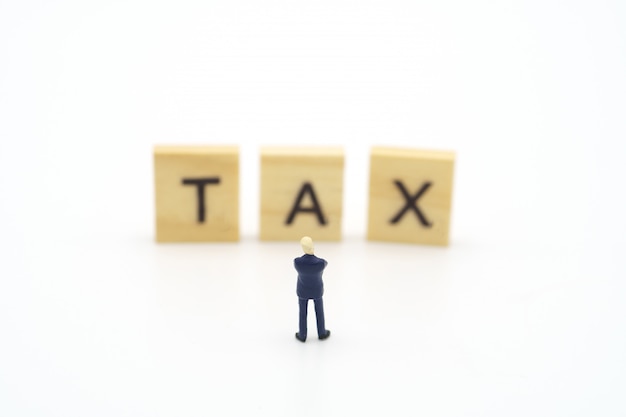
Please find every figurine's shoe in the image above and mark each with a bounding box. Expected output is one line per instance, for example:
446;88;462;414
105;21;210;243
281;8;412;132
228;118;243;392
295;332;306;342
318;330;331;340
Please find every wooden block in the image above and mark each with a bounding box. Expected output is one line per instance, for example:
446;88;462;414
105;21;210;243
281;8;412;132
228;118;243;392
367;146;455;246
260;146;344;241
154;145;239;242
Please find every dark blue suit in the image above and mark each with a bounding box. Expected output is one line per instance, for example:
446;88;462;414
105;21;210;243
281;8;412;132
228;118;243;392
294;254;328;339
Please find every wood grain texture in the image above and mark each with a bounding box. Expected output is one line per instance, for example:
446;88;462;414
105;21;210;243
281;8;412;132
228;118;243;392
260;146;344;241
367;146;455;246
154;145;239;242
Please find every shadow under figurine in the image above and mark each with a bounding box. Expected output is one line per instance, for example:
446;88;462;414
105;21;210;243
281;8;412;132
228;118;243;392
294;236;331;342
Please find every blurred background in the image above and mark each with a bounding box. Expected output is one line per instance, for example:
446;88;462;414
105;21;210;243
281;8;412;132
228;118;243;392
1;1;624;416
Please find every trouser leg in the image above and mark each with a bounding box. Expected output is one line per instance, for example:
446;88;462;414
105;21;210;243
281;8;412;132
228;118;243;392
314;298;326;337
298;298;308;338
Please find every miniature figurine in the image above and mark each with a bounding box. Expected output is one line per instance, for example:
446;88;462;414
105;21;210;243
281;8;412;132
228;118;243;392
294;236;331;342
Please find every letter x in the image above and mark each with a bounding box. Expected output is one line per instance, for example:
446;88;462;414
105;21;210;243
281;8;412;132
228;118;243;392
389;180;433;227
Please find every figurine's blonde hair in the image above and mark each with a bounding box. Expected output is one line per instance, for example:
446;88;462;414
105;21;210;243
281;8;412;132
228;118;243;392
300;236;314;255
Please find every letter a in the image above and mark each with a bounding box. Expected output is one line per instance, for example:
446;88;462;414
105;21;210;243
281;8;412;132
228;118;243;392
285;182;327;225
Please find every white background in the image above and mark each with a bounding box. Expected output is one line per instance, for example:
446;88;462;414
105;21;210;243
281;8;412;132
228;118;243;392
1;1;625;416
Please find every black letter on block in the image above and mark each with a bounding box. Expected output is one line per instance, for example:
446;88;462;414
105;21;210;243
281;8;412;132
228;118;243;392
285;182;327;226
182;177;221;223
389;180;433;227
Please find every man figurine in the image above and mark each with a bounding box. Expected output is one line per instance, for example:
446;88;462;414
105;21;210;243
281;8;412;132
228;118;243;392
294;236;331;342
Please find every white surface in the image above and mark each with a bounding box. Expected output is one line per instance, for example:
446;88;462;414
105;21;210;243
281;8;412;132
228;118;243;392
1;1;625;416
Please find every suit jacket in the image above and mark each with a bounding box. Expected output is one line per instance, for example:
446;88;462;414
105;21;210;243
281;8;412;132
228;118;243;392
294;254;327;300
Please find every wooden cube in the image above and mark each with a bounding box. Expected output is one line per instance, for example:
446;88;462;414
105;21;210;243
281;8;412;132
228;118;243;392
260;147;344;241
154;145;239;242
367;147;455;246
